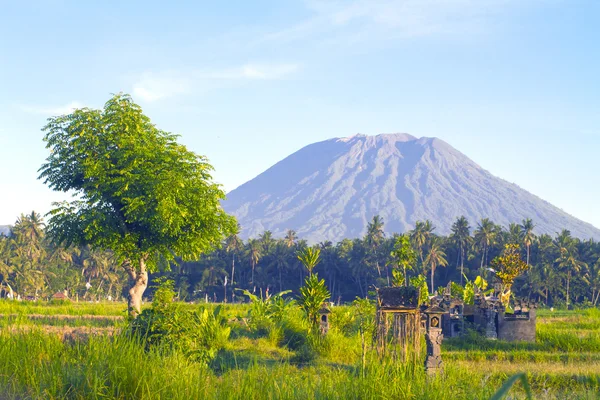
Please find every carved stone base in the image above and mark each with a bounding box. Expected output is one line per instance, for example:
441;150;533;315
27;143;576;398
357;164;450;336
425;355;443;375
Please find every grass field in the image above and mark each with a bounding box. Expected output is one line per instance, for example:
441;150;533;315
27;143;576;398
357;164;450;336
0;300;598;399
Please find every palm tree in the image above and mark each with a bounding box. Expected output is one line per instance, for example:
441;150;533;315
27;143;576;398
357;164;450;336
474;218;497;274
365;215;385;277
424;238;448;293
554;230;586;309
450;216;471;284
225;233;243;286
270;242;290;292
410;221;427;269
284;230;298;248
0;236;14;295
521;219;536;265
247;239;262;285
507;223;522;244
259;231;275;253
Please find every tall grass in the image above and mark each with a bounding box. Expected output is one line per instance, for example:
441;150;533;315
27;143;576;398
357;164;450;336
0;303;599;398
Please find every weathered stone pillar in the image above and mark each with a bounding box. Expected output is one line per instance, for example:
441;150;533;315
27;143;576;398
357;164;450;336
423;305;445;376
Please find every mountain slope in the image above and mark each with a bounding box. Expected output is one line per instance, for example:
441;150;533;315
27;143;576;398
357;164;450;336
0;226;10;236
223;134;600;242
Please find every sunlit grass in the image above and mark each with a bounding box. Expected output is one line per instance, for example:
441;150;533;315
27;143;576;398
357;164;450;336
0;302;599;399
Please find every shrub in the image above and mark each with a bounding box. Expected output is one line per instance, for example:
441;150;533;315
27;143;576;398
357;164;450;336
297;273;330;332
237;289;294;336
128;280;230;364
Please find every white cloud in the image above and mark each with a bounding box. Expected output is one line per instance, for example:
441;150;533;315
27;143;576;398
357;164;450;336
207;63;299;80
262;0;548;44
132;72;190;102
20;101;84;116
132;63;299;102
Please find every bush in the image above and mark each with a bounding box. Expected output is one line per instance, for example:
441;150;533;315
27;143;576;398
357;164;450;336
128;280;230;364
238;289;294;337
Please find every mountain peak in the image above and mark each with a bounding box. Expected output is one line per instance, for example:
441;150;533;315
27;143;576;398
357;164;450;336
337;132;417;141
224;134;600;242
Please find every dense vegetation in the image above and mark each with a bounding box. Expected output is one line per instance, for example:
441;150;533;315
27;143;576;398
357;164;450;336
1;213;598;309
0;300;599;399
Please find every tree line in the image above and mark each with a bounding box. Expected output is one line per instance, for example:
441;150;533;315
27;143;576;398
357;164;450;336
1;212;598;308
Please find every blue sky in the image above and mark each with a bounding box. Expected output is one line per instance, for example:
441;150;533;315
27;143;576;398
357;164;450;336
1;0;599;230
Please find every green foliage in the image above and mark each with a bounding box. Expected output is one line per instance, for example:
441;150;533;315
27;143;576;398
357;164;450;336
391;268;404;287
128;281;230;364
450;282;465;300
237;288;293;333
390;234;417;285
296;247;321;275
409;274;429;305
297;273;330;332
38;93;237;273
490;373;532;400
352;297;376;338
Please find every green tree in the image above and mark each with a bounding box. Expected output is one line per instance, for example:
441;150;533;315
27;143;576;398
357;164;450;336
450;216;472;285
424;238;448;293
554;230;586;309
224;232;243;286
365;215;385;278
284;230;298;248
390;234;417;286
474;218;497;274
38;94;236;316
247;239;262;285
520;219;536;266
297;247;321;276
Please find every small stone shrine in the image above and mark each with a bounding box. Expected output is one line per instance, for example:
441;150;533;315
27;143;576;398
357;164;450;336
319;303;331;335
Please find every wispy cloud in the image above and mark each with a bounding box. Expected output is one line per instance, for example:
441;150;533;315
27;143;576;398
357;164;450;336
206;63;299;80
261;0;547;44
133;72;190;102
20;101;84;116
132;63;299;102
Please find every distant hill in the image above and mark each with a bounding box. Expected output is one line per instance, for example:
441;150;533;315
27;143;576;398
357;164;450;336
223;133;600;243
0;225;10;236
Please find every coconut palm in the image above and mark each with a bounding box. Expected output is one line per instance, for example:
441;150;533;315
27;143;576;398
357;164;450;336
554;230;586;309
365;215;385;277
225;233;243;286
410;221;427;269
521;219;537;265
259;231;275;253
450;216;472;284
507;223;522;245
247;239;262;284
270;242;290;292
474;218;497;273
284;230;298;248
424;238;448;293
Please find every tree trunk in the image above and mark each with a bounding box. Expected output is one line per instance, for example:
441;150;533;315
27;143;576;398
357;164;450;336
480;246;485;275
231;254;235;286
566;271;571;310
460;246;465;285
431;265;436;294
125;257;148;318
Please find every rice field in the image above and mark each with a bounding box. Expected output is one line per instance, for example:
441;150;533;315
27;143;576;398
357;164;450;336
0;301;598;399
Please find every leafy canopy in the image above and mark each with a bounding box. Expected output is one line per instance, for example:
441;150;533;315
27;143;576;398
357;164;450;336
38;94;236;271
